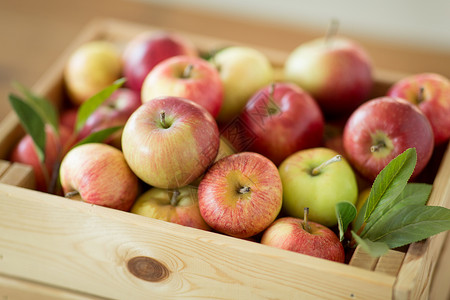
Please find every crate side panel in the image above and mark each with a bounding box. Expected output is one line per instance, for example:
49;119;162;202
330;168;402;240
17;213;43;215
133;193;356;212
0;183;396;300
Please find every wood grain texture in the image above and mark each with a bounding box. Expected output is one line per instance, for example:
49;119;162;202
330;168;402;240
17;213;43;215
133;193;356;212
0;183;396;300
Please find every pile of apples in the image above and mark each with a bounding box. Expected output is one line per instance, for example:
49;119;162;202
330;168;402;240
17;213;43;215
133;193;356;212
10;28;450;264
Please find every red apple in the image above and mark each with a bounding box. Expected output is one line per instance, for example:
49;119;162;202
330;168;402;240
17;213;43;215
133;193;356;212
10;125;72;193
261;216;345;263
77;88;142;147
131;186;211;231
121;96;220;189
198;152;283;238
141;55;223;118
239;82;324;165
59;143;139;211
343;97;434;181
284;36;373;117
122;31;198;93
387;72;450;146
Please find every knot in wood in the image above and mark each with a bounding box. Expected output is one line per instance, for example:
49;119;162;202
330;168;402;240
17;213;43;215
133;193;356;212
127;256;170;282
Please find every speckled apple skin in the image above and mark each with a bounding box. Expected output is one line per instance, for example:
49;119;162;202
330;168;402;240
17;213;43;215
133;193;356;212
60;143;139;211
261;217;345;263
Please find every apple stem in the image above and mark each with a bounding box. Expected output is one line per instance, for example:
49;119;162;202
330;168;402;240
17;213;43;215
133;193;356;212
370;142;386;153
170;189;180;206
182;64;194;78
325;18;339;47
65;190;80;198
417;86;425;104
160;110;167;128
266;82;280;115
311;155;342;176
238;186;251;194
303;207;312;233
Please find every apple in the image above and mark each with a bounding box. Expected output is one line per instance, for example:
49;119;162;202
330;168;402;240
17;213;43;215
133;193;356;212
211;46;274;124
141;55;223;118
77;88;142;148
122;96;220;189
198;152;283;238
284;36;373;117
278;147;358;227
122;31;198;93
131;186;211;231
59;143;139;211
10;125;72;193
386;72;450;146
64;40;122;105
261;215;345;263
239;82;324;165
343;97;434;181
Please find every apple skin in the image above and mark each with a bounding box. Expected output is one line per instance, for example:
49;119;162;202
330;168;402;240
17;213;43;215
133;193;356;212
59;143;139;211
64;41;122;105
239;82;324;165
10;125;73;193
284;37;373;117
198;152;283;238
122;96;220;189
77;88;142;148
211;46;274;124
278;147;358;227
141;55;223;118
343;97;434;181
131;186;211;231
386;72;450;146
122;31;198;93
261;217;345;263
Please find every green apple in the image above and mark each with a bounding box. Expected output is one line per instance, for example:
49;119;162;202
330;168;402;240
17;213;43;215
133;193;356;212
278;147;358;227
211;46;274;124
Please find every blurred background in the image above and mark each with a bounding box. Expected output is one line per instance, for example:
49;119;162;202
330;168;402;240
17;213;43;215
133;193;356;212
138;0;450;54
1;0;450;122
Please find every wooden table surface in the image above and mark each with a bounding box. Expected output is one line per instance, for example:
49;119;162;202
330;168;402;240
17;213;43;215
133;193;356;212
0;0;449;299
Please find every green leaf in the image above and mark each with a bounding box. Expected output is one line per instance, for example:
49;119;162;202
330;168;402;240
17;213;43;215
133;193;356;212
12;81;59;134
353;198;368;233
364;205;450;249
75;78;126;133
9;94;46;162
73;126;123;148
336;202;357;241
364;148;417;223
351;231;389;258
362;182;432;237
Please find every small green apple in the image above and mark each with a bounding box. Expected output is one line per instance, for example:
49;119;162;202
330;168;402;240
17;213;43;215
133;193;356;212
278;147;358;227
211;46;274;124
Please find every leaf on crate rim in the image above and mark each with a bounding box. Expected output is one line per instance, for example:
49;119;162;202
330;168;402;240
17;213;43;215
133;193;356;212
364;205;450;249
75;77;126;133
351;231;389;258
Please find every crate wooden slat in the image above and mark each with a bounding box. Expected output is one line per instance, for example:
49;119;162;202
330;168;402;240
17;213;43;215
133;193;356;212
0;17;449;299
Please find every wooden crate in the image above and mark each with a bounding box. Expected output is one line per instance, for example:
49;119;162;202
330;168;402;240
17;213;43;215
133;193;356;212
1;18;449;300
